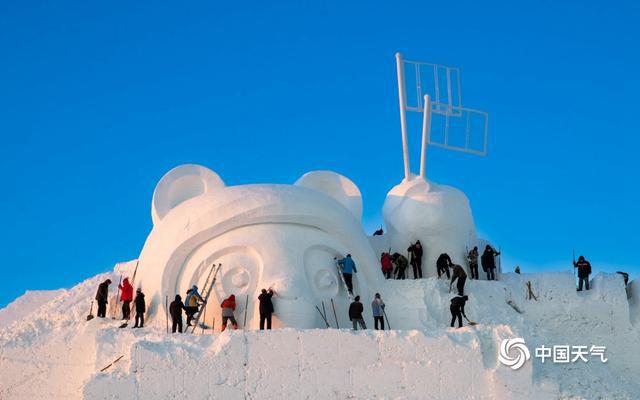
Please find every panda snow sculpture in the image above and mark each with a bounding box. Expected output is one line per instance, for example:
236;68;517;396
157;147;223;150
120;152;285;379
135;165;382;329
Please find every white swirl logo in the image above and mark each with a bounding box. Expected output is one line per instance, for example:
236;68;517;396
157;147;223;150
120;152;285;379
498;338;531;370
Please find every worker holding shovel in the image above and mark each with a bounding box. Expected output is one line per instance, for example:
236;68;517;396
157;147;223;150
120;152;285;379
450;295;476;328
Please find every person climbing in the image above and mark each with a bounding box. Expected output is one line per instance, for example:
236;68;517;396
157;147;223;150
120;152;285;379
118;277;133;320
381;252;393;279
450;264;468;296
436;253;452;279
220;294;238;331
169;294;187;333
258;288;275;330
132;288;145;328
337;254;358;294
467;247;479;280
408;241;424;279
349;295;366;330
481;245;500;281
450;295;469;328
95;279;112;318
185;285;205;326
392;252;408;280
371;293;386;330
373;228;384;236
515;266;521;274
573;255;592;291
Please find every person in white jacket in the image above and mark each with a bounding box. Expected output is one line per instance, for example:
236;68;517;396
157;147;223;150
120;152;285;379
371;293;386;330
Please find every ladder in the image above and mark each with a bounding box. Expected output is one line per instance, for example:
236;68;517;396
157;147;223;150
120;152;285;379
334;258;354;302
189;263;222;333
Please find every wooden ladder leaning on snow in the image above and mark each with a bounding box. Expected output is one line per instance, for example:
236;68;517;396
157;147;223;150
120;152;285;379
189;263;222;334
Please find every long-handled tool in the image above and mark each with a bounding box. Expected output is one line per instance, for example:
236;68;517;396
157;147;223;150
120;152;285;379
112;275;122;319
382;308;391;330
315;305;331;328
464;315;478;326
331;298;339;329
86;301;95;321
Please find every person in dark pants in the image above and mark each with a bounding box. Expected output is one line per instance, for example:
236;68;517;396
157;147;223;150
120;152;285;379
371;293;385;330
574;256;592;291
337;254;358;294
258;288;276;330
132;288;145;328
481;245;500;281
118;277;133;320
349;296;366;330
381;252;393;279
467;247;479;280
437;253;452;279
450;295;469;328
408;241;424;279
450;264;468;296
169;294;187;333
95;279;112;318
185;285;205;326
392;253;409;280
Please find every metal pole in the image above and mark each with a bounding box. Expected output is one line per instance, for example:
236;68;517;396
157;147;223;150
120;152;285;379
165;295;169;334
395;52;411;181
331;298;339;329
243;294;249;329
419;95;432;179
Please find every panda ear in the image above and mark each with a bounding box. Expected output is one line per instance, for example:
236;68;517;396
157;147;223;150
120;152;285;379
295;171;362;221
152;164;225;225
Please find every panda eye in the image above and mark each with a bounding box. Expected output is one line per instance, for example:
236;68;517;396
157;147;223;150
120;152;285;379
303;246;342;299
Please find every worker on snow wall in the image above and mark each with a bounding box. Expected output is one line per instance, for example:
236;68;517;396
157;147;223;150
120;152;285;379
437;253;452;279
573;256;592;291
450;295;469;328
407;240;423;279
481;245;500;281
450;264;467;296
467;246;480;280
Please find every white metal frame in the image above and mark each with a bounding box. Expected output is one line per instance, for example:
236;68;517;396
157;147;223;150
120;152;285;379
395;52;489;180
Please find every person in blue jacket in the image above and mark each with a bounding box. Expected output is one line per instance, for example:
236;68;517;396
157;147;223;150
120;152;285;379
337;254;358;294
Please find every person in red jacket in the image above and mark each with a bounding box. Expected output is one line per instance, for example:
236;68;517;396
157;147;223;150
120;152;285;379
118;277;134;320
380;252;393;279
221;294;238;331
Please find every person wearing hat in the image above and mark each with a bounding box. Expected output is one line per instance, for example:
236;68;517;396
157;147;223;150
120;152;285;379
185;285;205;326
349;295;366;330
132;288;146;328
95;278;112;318
221;294;238;331
573;255;592;291
169;294;187;333
371;293;386;330
450;295;469;328
258;288;276;330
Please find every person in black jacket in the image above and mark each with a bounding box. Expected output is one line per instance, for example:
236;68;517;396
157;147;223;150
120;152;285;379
349;296;366;330
132;288;145;328
408;241;424;279
450;295;469;328
450;264;468;296
258;288;276;330
481;245;500;281
573;256;592;291
95;279;112;318
169;294;187;333
436;253;452;279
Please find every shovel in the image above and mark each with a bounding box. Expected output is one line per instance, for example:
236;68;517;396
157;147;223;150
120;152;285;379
86;301;95;321
464;315;478;326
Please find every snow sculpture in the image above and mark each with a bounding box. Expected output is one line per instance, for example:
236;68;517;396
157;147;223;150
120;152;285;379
136;166;381;329
382;175;477;278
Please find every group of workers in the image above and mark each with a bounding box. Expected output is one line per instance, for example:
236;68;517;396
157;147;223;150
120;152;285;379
93;245;599;333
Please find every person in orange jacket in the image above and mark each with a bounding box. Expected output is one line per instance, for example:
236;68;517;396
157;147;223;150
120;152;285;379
221;294;238;331
118;277;134;320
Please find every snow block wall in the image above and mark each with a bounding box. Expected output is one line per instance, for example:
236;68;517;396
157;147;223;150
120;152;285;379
83;328;547;400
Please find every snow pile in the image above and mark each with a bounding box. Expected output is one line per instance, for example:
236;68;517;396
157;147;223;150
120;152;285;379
1;268;639;399
0;289;64;327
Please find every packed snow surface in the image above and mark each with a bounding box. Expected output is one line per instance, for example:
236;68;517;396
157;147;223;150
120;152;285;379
1;269;638;399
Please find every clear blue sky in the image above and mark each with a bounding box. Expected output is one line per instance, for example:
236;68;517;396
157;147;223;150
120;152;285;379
1;1;639;307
